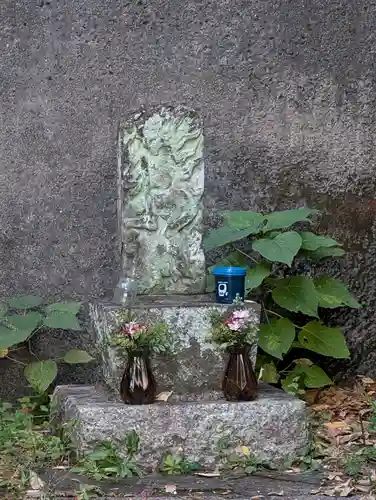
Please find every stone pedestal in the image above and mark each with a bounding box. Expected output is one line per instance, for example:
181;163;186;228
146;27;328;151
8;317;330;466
90;295;260;394
52;384;309;470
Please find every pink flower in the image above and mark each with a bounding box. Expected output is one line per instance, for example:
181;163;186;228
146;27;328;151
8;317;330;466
121;322;147;336
232;310;250;320
226;319;242;331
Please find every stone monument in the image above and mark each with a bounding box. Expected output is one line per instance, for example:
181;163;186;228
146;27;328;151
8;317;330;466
117;106;206;295
53;106;309;470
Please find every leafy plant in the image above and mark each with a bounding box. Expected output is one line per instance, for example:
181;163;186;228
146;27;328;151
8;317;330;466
160;454;201;475
223;446;267;474
207;297;259;350
0;400;72;495
110;310;170;355
204;208;360;393
71;431;143;480
0;296;94;394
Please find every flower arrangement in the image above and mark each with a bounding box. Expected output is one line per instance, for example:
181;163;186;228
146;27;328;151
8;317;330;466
207;302;259;350
110;311;170;355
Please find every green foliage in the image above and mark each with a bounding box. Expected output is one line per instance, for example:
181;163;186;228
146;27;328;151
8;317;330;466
204;207;360;393
272;276;319;317
160;454;201;475
252;231;302;266
63;349;95;364
24;360;58;394
0;401;71;495
298;321;350;358
0;296;94;394
223;446;267;475
71;432;143;480
110;310;170;355
259;318;295;360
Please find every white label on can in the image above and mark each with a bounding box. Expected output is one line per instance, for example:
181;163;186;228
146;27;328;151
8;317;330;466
217;282;228;297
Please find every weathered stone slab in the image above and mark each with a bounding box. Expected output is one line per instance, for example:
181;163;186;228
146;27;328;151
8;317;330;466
117;106;206;295
90;297;260;394
52;384;309;470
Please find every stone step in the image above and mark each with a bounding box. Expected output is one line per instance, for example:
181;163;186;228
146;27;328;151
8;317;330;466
52;383;309;470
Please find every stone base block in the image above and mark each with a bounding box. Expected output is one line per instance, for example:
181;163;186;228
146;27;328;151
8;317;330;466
89;295;260;394
52;383;309;470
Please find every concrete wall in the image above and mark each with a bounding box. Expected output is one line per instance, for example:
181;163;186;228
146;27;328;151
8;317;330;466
0;0;375;391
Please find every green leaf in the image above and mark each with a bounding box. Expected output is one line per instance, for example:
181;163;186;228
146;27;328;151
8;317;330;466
43;312;82;331
245;263;271;292
299;232;340;251
305;246;346;260
6;312;43;335
63;349;94;364
8;295;43;310
259;360;280;384
272;276;319;317
281;372;305;396
222;211;266;231
0;303;8;317
24;360;58;393
263;208;318;232
0;326;31;349
45;302;82;315
298;321;350;358
252;231;302;266
315;277;361;309
203;226;255;250
291;362;333;388
259;317;296;359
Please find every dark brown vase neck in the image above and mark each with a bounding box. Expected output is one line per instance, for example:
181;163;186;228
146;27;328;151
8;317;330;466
226;345;250;355
127;349;151;358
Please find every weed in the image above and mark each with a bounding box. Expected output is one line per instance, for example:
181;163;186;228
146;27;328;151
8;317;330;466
0;400;72;496
343;447;376;477
71;431;143;480
223;446;267;474
160;454;201;475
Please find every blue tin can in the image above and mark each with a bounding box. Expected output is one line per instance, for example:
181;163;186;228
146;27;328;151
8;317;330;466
212;267;247;304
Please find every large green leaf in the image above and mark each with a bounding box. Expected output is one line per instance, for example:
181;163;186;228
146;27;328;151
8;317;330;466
6;312;43;334
291;361;333;388
43;312;82;331
204;226;255;250
305;246;346;260
315;277;361;309
45;301;82;315
259;360;280;384
263;208;318;232
24;360;58;393
8;295;43;310
272;276;319;317
258;317;296;359
63;349;94;364
246;263;271;291
298;321;350;358
222;211;266;231
0;326;32;348
252;231;302;266
300;232;340;251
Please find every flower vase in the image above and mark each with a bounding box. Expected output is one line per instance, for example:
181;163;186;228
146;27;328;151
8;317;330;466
120;351;157;405
222;345;258;401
